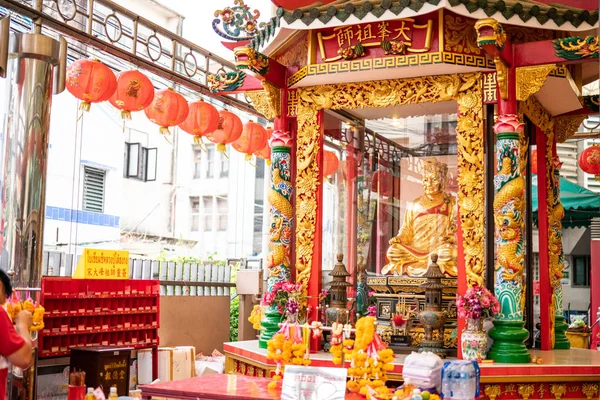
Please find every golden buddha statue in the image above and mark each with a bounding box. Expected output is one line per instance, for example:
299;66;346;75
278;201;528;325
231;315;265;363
381;158;458;277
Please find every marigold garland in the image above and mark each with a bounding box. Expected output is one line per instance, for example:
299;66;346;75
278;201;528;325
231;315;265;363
346;317;396;399
3;295;45;332
266;321;311;389
248;305;261;330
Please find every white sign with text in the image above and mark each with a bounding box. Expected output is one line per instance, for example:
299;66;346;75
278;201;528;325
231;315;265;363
281;365;347;400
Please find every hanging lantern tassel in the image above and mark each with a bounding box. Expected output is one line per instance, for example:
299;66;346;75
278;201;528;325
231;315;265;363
193;135;207;152
159;127;172;144
80;101;91;112
217;143;229;159
245;154;257;168
121;110;132;133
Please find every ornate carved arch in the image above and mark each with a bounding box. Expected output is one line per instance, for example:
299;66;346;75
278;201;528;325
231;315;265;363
294;73;486;294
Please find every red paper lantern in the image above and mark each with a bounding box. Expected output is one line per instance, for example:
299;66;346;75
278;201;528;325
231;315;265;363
254;127;273;165
323;150;339;177
109;70;155;121
578;144;600;180
179;99;220;141
372;170;392;197
206;110;243;153
66;58;117;112
233;121;268;161
372;170;401;198
342;148;357;182
144;88;189;135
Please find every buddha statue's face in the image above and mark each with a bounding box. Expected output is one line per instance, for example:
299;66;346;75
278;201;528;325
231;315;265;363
422;170;443;197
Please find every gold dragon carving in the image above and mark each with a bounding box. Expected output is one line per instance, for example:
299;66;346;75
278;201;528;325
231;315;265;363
295;73;485;295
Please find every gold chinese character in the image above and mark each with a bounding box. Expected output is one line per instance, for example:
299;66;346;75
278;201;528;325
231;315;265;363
407;20;434;53
112;371;118;380
356;24;376;43
105;373;111;382
392;21;411;42
334;26;354;47
378;21;391;41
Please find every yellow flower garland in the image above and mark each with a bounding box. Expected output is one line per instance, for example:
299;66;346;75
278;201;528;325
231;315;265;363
266;323;311;389
3;300;44;332
346;317;397;399
248;305;262;330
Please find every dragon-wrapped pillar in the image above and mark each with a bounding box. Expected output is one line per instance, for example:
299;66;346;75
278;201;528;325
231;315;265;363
258;130;293;348
552;163;570;349
488;115;530;363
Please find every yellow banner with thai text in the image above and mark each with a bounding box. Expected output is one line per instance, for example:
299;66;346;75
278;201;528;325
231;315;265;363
72;249;130;280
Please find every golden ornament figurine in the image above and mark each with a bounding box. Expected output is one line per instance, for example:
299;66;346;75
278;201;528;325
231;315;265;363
382;158;458;277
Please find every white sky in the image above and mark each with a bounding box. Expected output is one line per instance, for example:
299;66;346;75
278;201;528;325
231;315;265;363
127;0;275;61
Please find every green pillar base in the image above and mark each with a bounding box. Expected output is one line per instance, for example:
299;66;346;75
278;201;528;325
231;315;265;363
488;320;530;363
554;315;571;350
258;308;284;349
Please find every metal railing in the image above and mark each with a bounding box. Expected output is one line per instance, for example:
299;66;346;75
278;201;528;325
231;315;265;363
40;250;258;297
0;0;260;117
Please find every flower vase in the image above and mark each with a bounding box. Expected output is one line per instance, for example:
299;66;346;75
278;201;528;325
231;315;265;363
258;305;284;349
461;318;488;361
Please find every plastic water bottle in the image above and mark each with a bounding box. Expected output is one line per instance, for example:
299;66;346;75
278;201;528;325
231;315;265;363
464;363;477;399
452;365;466;400
441;362;454;399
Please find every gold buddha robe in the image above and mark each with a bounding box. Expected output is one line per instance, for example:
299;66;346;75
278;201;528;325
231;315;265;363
382;193;458;277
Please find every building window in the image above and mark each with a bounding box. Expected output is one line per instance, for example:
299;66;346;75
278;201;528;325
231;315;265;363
83;166;105;213
203;196;214;231
217;197;228;231
124;142;157;182
193;147;202;179
572;256;590;287
190;197;200;232
220;155;229;178
206;146;215;179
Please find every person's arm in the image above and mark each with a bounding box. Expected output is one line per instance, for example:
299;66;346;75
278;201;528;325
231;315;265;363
0;310;32;369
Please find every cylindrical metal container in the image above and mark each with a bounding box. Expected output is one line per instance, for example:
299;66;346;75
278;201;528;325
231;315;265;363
1;31;64;400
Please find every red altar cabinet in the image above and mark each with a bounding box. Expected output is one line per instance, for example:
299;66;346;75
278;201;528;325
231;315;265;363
208;0;600;398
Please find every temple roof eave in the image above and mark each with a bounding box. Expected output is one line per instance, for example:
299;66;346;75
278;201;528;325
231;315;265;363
255;0;598;55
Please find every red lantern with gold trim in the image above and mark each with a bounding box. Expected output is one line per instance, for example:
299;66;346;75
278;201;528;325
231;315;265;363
66;58;117;112
233;121;268;161
179;99;220;142
254;127;273;166
109;70;155;122
323;150;339;177
578;144;600;180
206;110;243;153
144;88;189;135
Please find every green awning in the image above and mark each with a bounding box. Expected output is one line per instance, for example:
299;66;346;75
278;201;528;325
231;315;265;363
532;176;600;229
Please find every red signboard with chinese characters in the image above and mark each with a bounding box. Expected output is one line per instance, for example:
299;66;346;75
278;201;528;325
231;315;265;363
315;13;439;63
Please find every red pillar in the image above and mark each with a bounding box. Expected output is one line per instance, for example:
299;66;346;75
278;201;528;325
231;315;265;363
591;238;600;350
536;126;552;350
309;110;325;352
345;146;358;291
